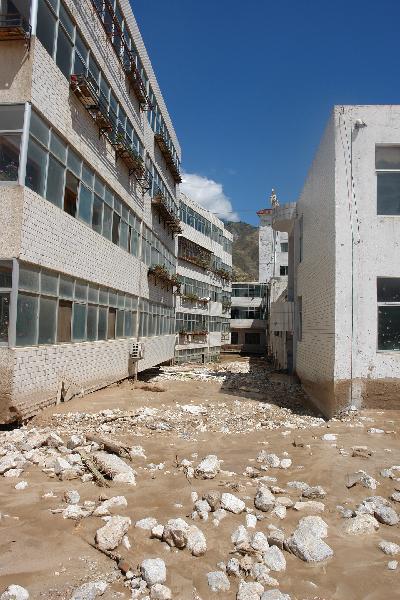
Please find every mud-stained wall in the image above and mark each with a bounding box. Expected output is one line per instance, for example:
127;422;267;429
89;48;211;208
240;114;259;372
0;40;32;103
0;186;23;258
0;347;16;423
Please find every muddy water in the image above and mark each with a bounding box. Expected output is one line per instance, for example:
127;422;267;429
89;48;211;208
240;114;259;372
0;377;399;599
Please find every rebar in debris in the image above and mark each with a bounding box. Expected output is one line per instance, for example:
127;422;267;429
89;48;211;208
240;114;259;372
78;449;110;487
86;433;131;460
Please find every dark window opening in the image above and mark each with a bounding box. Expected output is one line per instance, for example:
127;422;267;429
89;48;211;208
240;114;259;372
0;293;10;343
57;300;72;343
0;134;21;182
378;306;400;351
64;171;79;217
112;213;120;245
280;265;288;276
230;331;238;344
108;308;116;339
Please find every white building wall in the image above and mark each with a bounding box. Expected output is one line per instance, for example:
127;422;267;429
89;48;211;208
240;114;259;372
258;210;288;282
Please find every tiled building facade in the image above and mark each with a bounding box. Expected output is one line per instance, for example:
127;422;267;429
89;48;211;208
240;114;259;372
0;0;185;422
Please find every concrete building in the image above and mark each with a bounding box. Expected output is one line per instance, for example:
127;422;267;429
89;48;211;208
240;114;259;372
271;104;400;417
0;0;184;422
175;193;232;364
229;282;268;354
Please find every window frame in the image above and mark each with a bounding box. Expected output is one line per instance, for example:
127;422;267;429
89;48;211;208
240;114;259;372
377;276;400;351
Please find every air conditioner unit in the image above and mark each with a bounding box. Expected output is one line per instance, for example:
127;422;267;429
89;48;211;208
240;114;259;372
130;341;144;360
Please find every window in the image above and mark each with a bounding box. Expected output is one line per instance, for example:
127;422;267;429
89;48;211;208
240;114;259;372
280;265;288;276
297;296;303;342
231;331;239;344
377;277;400;350
16;294;38;346
231;283;266;298
0;104;25;183
245;332;260;345
0;264;12;343
36;0;57;56
280;242;288;253
376;147;400;215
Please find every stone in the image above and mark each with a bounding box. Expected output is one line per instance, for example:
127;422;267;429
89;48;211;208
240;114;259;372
195;455;221;479
93;496;128;517
272;505;286;520
195;499;212;516
0;452;25;475
92;452;136;485
0;585;29;600
221;493;245;514
267;528;285;550
187;525;207;556
4;469;23;478
67;435;85;450
255;487;275;512
64;490;80;505
261;592;291;600
374;505;399;526
367;428;384;434
379;540;400;556
226;558;241;576
285;528;333;562
62;505;88;520
141;559;166;586
15;481;28;490
203;491;221;511
231;525;251;550
95;516;131;551
388;561;398;570
297;516;328;539
151;525;164;540
302;486;326;499
391;492;400;503
136;517;158;530
342;514;379;535
279;459;292;470
251;532;270;553
287;481;309;491
352;446;372;458
71;581;107;600
321;433;337;441
45;433;64;448
246;513;258;528
237;581;264;600
129;446;146;459
293;501;324;513
53;457;72;475
150;584;172;600
251;563;277;586
162;518;190;548
207;572;230;592
262;546;286;572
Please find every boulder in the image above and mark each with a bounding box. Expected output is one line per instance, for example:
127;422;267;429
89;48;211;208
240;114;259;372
195;455;221;479
374;505;399;526
262;546;286;571
285;528;333;563
342;514;380;535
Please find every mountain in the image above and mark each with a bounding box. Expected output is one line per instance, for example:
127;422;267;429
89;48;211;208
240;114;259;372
225;221;259;282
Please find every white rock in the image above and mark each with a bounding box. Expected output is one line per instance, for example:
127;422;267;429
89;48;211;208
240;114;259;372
141;559;166;586
246;514;258;528
64;490;80;505
251;532;269;553
71;580;107;599
207;571;230;592
151;525;165;540
195;455;221;479
67;435;85;450
150;584;172;600
367;428;384;434
285;527;333;563
136;517;158;530
237;581;264;600
129;446;146;459
53;457;71;475
92;452;136;485
187;525;207;556
255;487;275;512
261;592;291;600
0;585;29;600
293;501;324;513
321;434;336;441
95;516;131;550
221;493;245;514
162;518;189;548
272;505;286;520
4;469;23;478
297;516;328;539
226;558;241;576
379;540;400;556
262;546;286;572
279;459;292;470
62;505;87;520
342;514;380;535
388;561;398;570
93;496;128;517
231;525;251;550
15;481;28;490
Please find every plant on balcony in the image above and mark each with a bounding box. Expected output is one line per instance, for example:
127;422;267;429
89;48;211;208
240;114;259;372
148;264;180;291
212;267;232;282
222;300;232;313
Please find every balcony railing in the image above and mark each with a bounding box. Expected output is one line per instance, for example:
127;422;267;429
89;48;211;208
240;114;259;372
181;292;209;306
148;265;180;291
0;13;31;45
111;133;145;178
70;74;113;137
178;237;213;270
152;192;182;235
123;60;151;111
154;132;182;183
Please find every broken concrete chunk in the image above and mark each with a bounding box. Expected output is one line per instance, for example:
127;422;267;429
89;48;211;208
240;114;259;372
95;516;131;551
342;514;379;535
141;559;166;586
254;487;275;512
0;585;29;600
92;451;136;485
187;525;207;556
70;580;107;600
207;571;230;592
195;455;221;479
221;493;245;514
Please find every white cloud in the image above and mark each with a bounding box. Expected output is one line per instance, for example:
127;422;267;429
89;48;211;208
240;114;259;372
180;172;239;222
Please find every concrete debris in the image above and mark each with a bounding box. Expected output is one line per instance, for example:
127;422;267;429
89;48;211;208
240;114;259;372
342;514;380;535
195;455;221;479
92;452;136;485
285;517;333;563
70;581;107;600
207;571;230;592
95;515;131;551
140;559;167;586
237;581;265;600
221;493;245;514
379;540;400;556
0;586;29;600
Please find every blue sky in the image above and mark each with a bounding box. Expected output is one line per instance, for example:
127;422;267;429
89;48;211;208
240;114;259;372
132;0;400;225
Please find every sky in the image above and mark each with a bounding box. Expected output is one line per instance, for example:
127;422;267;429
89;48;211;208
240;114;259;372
132;0;400;225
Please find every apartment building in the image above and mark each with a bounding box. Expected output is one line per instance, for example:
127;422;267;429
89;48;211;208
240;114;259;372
229;282;268;354
175;193;232;364
271;105;400;417
258;198;288;282
0;0;183;422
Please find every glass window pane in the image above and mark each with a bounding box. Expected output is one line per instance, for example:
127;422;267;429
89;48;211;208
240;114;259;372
124;311;133;337
94;176;105;198
377;278;400;302
19;266;39;292
98;306;107;339
72;303;86;341
26;137;47;196
41;271;58;296
112;213;120;245
108;308;116;339
92;194;103;234
377;173;400;215
38;297;57;344
102;203;112;240
37;1;57;56
0;105;25;130
16;294;38;346
56;27;73;79
75;281;87;302
104;188;113;207
378;306;400;350
116;310;124;337
0;134;21;182
45;155;64;208
67;148;82;177
73;52;87;77
59;4;74;39
50;131;67;163
99;288;108;305
87;305;98;341
75;30;88;63
78;184;93;224
82;164;94;188
109;291;117;307
376;146;400;170
0;265;12;288
30;112;49;147
117;293;125;309
88;285;99;303
0;293;10;342
59;276;73;299
119;220;128;250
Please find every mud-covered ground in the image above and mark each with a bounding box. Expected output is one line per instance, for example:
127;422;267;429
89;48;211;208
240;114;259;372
0;359;399;600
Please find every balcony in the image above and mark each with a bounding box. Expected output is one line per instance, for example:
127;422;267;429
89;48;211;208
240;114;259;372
0;13;31;45
211;266;232;282
272;202;297;233
181;292;209;306
123;61;151;111
112;133;145;178
178;237;213;270
70;74;113;137
270;301;294;333
152;192;182;235
154;133;182;183
148;265;180;291
179;330;208;344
